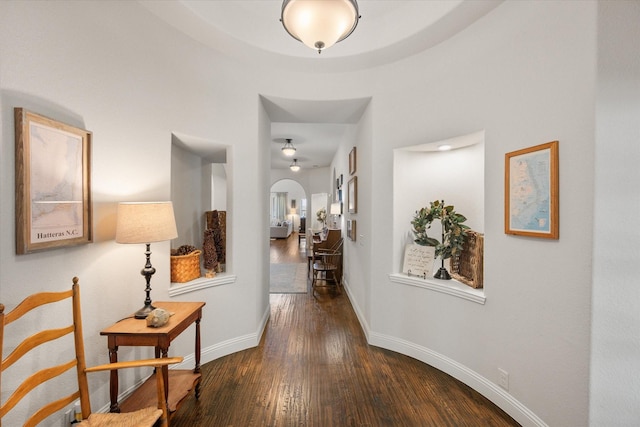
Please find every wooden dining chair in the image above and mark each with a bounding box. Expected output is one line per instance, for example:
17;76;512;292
311;238;343;294
0;277;182;427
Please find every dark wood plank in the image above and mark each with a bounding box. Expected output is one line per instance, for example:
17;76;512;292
119;370;201;415
170;235;520;426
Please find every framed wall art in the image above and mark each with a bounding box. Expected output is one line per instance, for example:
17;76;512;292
348;176;358;214
15;108;93;254
349;147;357;175
347;219;356;241
504;140;559;239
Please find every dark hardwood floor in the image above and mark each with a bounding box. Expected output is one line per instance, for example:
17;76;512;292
170;232;520;426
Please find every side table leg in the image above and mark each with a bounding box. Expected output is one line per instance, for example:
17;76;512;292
195;317;202;399
108;346;120;413
160;347;169;404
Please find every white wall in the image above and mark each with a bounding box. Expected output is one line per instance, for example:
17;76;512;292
0;2;268;424
211;163;228;211
270;166;331;210
171;143;208;249
363;2;597;426
1;1;637;426
590;1;640;425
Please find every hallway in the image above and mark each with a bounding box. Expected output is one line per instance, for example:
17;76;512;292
170;233;520;426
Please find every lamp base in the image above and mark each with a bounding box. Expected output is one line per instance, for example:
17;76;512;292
134;303;156;319
434;267;451;280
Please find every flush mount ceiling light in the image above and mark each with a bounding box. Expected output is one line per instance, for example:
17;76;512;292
281;0;360;54
281;138;296;156
290;159;301;172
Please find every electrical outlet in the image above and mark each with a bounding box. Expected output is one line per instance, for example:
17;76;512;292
63;408;73;426
498;368;509;391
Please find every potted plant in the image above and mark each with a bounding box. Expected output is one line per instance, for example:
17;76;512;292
317;207;327;228
411;200;469;279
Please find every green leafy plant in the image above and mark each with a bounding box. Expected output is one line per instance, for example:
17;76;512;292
316;207;327;225
411;200;470;260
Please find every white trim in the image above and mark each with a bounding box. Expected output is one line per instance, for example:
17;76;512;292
368;331;548;427
195;300;270;365
389;273;486;304
342;279;370;341
169;273;237;297
347;279;546;427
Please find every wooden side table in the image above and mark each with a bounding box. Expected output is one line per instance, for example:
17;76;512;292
100;301;205;416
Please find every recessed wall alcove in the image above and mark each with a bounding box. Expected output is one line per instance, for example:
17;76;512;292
390;130;485;303
170;132;236;295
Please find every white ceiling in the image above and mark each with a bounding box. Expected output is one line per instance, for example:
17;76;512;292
141;0;502;169
263;96;371;170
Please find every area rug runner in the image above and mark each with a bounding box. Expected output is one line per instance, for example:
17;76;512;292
270;263;308;293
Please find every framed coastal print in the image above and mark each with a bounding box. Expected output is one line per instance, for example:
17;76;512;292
349;147;357;175
505;140;559;239
348;176;358;214
15;108;93;254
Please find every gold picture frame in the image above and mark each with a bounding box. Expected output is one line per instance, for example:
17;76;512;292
505;141;559;239
349;146;357;175
347;219;356;241
15;108;93;254
348;176;358;214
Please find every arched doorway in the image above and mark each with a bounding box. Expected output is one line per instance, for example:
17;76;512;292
270;178;306;232
269;178;308;293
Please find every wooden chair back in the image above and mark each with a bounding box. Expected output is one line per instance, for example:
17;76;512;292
0;278;180;427
312;238;344;291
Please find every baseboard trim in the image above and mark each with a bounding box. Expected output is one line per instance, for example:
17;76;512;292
345;281;547;427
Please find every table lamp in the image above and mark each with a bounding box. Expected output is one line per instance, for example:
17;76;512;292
116;201;178;319
330;202;342;228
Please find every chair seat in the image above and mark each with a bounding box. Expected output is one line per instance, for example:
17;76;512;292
79;407;162;427
313;262;337;271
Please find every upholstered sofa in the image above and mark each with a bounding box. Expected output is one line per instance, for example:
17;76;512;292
270;221;293;239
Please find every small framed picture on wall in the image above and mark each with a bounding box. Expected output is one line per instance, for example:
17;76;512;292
347;219;356;241
505;140;559;239
348;176;357;214
14;108;93;254
349;147;357;175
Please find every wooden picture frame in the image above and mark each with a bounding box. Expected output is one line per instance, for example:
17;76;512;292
505;140;559;239
15;108;93;254
347;219;356;241
349;147;357;175
348;176;358;214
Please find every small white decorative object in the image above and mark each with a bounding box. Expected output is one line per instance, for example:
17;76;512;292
146;308;171;328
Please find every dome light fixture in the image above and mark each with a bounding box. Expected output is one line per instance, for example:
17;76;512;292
290;159;301;172
281;138;296;156
281;0;360;54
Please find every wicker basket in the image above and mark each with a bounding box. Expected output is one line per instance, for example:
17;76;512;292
450;230;484;288
170;250;202;283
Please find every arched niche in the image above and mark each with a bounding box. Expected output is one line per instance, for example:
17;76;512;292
171;132;229;275
393;130;485;282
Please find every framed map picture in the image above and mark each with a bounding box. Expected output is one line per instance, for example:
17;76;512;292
15;108;93;254
505;141;558;239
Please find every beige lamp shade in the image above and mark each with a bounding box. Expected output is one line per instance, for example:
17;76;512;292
330;203;342;215
116;202;178;244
